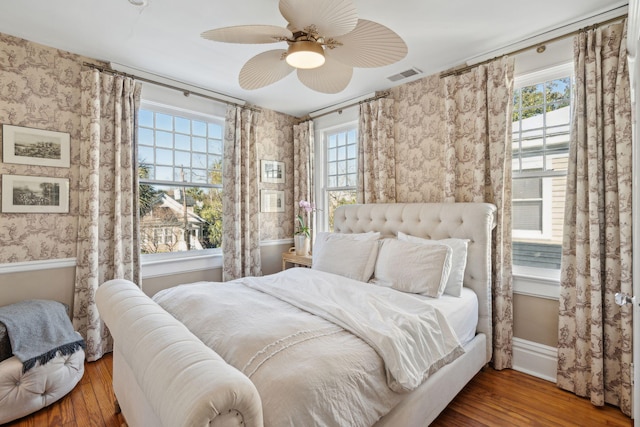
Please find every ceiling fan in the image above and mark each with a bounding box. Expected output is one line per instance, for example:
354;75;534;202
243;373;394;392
201;0;408;94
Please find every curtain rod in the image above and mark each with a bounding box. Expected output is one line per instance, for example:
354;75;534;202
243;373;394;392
439;12;628;79
296;90;391;124
82;62;260;112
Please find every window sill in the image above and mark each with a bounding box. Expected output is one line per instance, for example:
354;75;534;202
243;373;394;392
141;249;222;279
513;266;560;300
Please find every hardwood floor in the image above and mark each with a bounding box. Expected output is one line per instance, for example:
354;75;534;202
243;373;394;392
5;353;632;426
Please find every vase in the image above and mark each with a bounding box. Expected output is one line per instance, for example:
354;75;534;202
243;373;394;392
294;235;310;256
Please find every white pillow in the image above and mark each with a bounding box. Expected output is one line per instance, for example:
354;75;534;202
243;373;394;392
312;233;380;282
372;239;452;297
397;232;469;297
312;231;380;257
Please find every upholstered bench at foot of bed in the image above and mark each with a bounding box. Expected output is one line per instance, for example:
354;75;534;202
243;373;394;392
0;349;85;424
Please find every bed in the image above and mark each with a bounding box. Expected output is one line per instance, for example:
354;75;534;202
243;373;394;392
96;202;496;427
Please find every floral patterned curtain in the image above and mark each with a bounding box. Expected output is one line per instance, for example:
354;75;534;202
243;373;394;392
442;56;515;370
357;97;397;203
222;105;262;280
293;120;315;240
557;20;632;415
74;68;141;361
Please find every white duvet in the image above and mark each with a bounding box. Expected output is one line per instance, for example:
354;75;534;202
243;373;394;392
153;267;464;427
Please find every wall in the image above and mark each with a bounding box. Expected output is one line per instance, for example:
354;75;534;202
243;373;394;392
0;33;295;309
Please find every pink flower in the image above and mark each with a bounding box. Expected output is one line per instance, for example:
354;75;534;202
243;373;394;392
299;200;314;213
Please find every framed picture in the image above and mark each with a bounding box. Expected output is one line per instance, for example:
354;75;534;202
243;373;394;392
261;160;285;184
2;174;70;213
2;124;71;168
261;190;285;213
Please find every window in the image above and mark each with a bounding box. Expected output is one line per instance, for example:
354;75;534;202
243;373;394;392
138;103;224;255
512;64;572;275
323;125;358;230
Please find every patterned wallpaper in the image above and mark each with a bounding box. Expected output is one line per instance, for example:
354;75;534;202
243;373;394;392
0;33;106;263
256;108;295;241
0;32;296;264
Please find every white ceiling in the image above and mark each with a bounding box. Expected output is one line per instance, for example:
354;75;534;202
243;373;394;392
0;0;629;117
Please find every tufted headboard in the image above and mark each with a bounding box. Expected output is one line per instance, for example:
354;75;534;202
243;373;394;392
333;202;497;363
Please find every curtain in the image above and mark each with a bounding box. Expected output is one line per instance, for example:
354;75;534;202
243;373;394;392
557;20;633;415
357;97;397;203
293;120;315;240
222;105;262;280
442;56;515;370
74;69;141;362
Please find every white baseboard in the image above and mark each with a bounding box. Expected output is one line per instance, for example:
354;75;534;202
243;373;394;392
512;337;558;383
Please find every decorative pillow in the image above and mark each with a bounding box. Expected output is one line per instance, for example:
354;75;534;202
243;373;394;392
312;235;380;282
372;239;452;297
397;232;469;297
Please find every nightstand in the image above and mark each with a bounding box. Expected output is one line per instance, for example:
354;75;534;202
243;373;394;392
282;251;313;270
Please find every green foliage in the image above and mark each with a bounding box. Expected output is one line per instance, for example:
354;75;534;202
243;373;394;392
138;163;159;218
513;78;570;122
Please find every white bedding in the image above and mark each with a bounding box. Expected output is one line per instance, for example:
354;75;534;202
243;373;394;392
417;287;479;346
153;267;466;427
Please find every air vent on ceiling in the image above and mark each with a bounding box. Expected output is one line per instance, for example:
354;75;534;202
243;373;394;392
387;67;422;82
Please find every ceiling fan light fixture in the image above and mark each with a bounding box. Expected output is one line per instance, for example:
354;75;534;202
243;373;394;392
286;41;325;69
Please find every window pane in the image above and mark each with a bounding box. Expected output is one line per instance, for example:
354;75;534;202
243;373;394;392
192;137;206;152
139;128;154;146
139;184;223;253
208;123;222;139
327;190;357;231
175;150;190;167
513;178;542;199
512;71;571;271
328;148;337;162
155;148;173;165
328;135;337;148
513;201;542;230
208;139;222;154
139;110;154;127
347;144;357;159
175;134;190;150
193;121;206;136
155;166;173;181
138;106;224;254
192;153;207;169
139;146;154;164
156;131;173;148
175;117;190;134
156;113;173;131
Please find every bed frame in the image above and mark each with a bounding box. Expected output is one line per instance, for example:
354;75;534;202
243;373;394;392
96;202;496;427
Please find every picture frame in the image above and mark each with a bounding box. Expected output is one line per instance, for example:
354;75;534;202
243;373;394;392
2;174;69;213
260;190;285;213
260;159;285;184
2;124;71;168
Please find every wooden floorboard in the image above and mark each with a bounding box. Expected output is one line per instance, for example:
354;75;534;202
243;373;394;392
4;353;632;426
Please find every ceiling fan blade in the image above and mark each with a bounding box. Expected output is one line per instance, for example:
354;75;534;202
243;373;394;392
279;0;357;37
328;19;408;68
297;56;353;94
239;49;294;90
201;25;292;44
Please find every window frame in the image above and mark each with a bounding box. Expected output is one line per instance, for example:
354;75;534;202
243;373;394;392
511;61;573;299
313;112;359;233
138;99;225;274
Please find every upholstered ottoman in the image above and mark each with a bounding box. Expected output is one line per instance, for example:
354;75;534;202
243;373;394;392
0;307;85;424
0;350;85;424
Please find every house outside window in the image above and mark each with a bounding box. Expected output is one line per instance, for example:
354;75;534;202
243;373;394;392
323;125;358;230
138;102;223;255
512;63;572;276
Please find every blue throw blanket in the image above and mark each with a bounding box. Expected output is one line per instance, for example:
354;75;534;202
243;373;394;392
0;299;85;372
